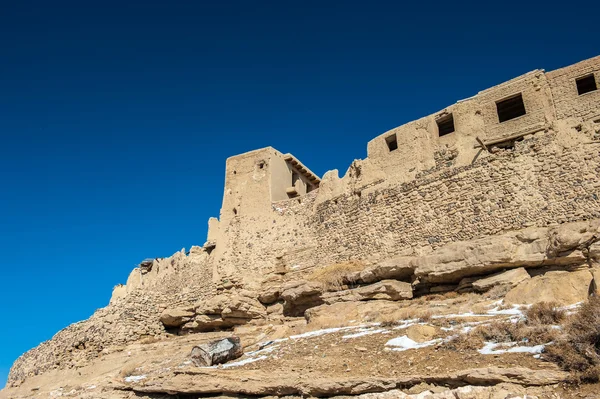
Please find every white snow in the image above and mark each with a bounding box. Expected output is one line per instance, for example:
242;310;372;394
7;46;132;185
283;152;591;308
342;329;388;339
391;319;420;330
478;341;545;355
290;326;356;340
487;305;523;316
221;355;268;368
124;375;146;383
432;312;489;319
385;335;441;351
246;345;280;356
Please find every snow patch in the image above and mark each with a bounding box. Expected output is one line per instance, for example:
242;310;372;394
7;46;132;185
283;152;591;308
479;341;546;355
290;326;356;340
385;335;441;351
124;375;146;383
342;329;388;339
487;305;523;316
221;355;268;368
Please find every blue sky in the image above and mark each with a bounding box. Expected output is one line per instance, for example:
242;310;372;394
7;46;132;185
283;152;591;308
0;0;598;389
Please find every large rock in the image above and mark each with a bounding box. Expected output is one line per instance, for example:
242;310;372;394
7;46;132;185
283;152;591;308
322;280;413;303
280;281;324;317
472;267;530;293
181;292;266;332
504;270;593;305
190;337;243;367
347;257;414;284
160;307;195;327
405;324;438;343
412;222;598;284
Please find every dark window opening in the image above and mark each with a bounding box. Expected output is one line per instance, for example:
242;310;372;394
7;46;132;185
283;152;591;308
205;244;215;255
436;114;455;136
258;161;265;169
385;134;398;151
233;208;237;215
496;93;526;123
576;74;597;95
292;171;299;186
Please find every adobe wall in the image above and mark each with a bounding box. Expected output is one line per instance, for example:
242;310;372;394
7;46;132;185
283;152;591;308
547;56;600;121
211;123;600;286
205;56;600;288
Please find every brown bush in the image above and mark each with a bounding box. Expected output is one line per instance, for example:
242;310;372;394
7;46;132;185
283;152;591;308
443;333;484;352
545;297;600;383
307;260;364;292
525;301;566;325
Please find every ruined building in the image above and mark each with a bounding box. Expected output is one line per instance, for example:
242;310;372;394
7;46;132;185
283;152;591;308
3;56;600;399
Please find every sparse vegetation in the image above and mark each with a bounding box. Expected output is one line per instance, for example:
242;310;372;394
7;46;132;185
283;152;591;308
545;297;600;382
378;308;433;326
524;301;566;325
307;260;365;291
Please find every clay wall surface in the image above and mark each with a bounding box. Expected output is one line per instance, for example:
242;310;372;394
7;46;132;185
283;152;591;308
547;56;600;121
478;70;555;140
219;125;600;281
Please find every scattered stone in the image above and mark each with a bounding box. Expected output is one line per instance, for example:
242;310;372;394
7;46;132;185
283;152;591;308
190;337;243;367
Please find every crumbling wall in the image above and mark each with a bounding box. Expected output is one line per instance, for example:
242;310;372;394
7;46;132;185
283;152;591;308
547;56;600;121
478;70;555;140
219;127;600;279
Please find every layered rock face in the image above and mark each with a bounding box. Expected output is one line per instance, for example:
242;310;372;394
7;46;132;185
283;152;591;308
3;56;600;398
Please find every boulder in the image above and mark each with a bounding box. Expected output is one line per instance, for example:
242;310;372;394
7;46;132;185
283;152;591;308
196;292;266;320
546;220;600;257
159;307;195;327
258;275;283;305
412;221;598;284
180;292;266;332
322;280;413;304
347;257;414;284
405;324;438;343
472;267;530;293
280;281;324;317
190;337;243;367
504;270;593;306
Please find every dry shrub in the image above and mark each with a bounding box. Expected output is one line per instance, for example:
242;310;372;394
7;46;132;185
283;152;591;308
378;308;433;326
474;320;559;346
443;333;484;352
425;291;460;301
545;297;600;383
525;301;566;325
307;260;365;291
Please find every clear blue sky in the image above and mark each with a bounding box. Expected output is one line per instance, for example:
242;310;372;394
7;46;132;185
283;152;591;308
0;0;597;388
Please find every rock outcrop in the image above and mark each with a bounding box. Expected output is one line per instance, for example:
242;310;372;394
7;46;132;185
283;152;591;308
472;267;531;293
504;269;594;305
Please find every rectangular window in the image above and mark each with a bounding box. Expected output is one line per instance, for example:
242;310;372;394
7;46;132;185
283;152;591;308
436;114;455;136
496;93;526;123
385;134;398;151
576;74;597;95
